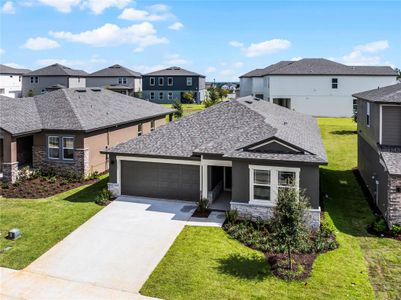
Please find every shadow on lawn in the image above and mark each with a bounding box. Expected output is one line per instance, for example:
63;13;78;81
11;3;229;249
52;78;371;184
320;168;374;238
330;130;357;135
64;177;108;203
216;253;270;280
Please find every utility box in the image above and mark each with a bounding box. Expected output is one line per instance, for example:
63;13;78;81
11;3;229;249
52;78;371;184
7;228;21;240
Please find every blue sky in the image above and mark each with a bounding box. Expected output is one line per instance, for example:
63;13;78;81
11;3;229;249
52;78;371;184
1;0;400;81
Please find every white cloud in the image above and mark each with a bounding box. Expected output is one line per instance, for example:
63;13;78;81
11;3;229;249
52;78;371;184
119;4;174;21
244;39;291;57
4;62;27;69
35;56;106;71
22;37;60;50
233;61;244;68
38;0;81;13
133;64;169;74
164;54;190;65
149;4;168;12
168;22;183;30
2;1;15;14
290;57;302;61
337;40;391;66
206;66;216;73
50;22;168;49
0;48;5;54
38;0;131;14
229;41;243;48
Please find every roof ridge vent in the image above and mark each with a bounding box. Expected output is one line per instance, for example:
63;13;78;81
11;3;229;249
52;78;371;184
76;89;86;93
91;88;101;92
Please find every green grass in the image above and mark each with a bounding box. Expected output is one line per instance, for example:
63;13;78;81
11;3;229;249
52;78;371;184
162;103;205;117
0;176;107;270
141;118;400;299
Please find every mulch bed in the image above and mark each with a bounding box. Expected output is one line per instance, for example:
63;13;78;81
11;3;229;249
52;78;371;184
266;253;317;281
0;177;98;199
192;208;212;218
366;226;401;241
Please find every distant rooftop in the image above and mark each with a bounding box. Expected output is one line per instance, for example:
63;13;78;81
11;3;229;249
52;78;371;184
145;66;205;77
25;63;88;77
0;64;31;75
353;83;401;103
88;64;141;78
240;58;397;77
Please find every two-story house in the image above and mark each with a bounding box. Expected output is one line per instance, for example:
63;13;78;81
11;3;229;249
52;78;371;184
86;64;142;96
22;64;87;97
0;64;31;98
240;58;397;117
354;83;401;228
142;67;206;103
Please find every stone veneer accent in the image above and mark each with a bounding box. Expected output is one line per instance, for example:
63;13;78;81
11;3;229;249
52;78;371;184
107;183;120;197
230;202;321;230
2;162;18;183
32;146;90;178
387;175;401;228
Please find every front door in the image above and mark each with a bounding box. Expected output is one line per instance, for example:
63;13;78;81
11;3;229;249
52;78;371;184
224;167;232;191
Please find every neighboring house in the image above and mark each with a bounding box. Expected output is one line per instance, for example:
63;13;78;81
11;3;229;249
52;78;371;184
142;67;206;103
86;64;142;96
240;58;397;117
105;96;328;227
354;83;401;228
22;64;87;97
0;64;31;98
0;88;174;183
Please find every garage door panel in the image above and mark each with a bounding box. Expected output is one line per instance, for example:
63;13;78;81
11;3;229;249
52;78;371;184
121;161;200;201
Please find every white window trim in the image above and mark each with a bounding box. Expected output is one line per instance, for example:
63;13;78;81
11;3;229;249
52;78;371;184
186;77;192;86
248;139;299;152
138;123;143;136
48;136;60;160
366;102;371;128
62;137;74;161
249;165;300;205
150;120;155;131
168;92;173;100
150;77;155;86
167;77;173;86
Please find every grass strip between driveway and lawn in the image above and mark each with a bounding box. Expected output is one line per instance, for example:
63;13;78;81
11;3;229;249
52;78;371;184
140;118;401;299
0;175;107;270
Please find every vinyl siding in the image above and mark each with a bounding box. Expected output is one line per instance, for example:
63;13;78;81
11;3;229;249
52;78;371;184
382;106;401;145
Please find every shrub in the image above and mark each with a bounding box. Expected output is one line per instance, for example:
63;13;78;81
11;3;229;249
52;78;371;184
225;209;238;224
197;198;209;212
372;217;387;233
391;224;401;236
1;182;9;189
171;101;183;119
95;188;113;206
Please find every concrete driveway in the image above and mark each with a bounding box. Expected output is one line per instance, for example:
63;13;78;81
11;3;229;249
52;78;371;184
0;196;196;299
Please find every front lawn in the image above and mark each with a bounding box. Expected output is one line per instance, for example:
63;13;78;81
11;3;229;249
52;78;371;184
0;176;107;270
141;118;400;299
162;103;205;117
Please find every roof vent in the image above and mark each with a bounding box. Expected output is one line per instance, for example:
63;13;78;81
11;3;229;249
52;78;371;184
245;100;253;104
91;88;101;92
76;89;86;93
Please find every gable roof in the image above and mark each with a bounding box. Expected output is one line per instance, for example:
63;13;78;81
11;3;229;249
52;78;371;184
0;88;174;136
240;58;397;77
144;66;205;77
0;64;31;75
107;96;328;165
25;64;88;77
88;64;141;78
352;83;401;103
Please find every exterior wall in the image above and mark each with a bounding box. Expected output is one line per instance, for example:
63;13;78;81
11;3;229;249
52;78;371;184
239;78;253;97
0;74;23;98
357;99;381;149
143;90;205;104
134;78;142;92
382;106;401;145
68;77;86;88
142;75;203;91
388;175;401;227
22;76;69;96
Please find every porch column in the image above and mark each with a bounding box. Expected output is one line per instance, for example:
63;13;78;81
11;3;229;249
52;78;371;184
201;164;208;199
2;132;18;183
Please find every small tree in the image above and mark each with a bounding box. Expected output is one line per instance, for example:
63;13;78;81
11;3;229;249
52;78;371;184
27;90;34;97
182;91;195;103
270;187;310;270
171;100;183;119
394;67;401;80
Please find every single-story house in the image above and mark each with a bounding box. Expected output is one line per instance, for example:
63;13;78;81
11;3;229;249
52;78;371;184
105;96;328;227
0;88;174;182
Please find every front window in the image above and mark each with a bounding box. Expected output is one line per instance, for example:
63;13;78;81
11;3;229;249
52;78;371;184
159;92;164;100
119;77;127;84
168;77;173;86
186;77;192;86
150;92;155;100
250;166;299;204
138;123;143;136
151;120;155;131
168;92;173;100
62;137;74;160
366;102;370;127
332;78;338;89
48;136;60;159
150;77;155;86
158;77;164;86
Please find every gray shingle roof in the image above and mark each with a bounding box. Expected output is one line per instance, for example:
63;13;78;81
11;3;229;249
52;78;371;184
240;58;397;77
25;64;88;77
0;64;31;75
108;96;328;164
88;64;141;78
145;66;205;77
0;88;174;136
352;83;401;103
380;146;401;175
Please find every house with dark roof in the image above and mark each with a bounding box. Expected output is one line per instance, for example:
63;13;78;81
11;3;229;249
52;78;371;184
0;64;31;98
21;64;88;97
353;83;401;228
104;96;328;227
240;58;397;117
142;66;206;103
0;88;174;183
86;64;142;96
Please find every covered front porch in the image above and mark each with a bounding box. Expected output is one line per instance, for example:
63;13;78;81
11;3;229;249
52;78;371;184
201;159;232;211
1;130;34;183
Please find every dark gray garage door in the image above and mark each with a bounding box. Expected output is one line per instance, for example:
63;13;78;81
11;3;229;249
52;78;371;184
121;161;200;201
